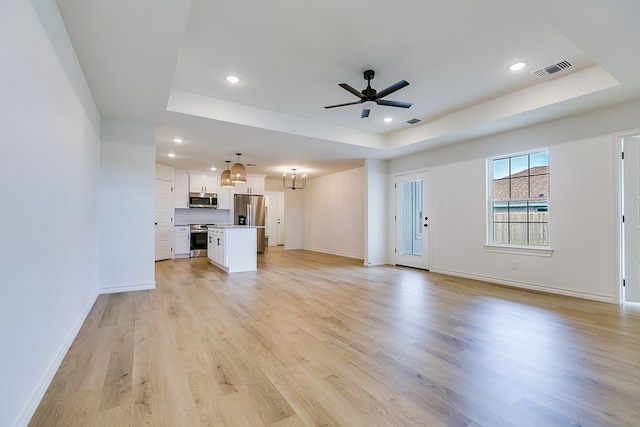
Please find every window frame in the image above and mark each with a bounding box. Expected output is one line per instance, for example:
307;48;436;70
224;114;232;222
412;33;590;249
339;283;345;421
486;149;552;254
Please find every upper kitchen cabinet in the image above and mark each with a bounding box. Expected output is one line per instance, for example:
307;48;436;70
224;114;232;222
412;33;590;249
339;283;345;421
234;174;265;195
217;187;232;210
189;172;218;194
174;170;189;208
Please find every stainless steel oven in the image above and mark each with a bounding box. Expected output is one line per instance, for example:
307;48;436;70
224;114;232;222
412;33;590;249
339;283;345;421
190;224;211;257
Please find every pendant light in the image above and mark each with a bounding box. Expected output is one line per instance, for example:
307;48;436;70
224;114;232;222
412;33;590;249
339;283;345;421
220;160;235;188
283;168;306;190
230;153;247;183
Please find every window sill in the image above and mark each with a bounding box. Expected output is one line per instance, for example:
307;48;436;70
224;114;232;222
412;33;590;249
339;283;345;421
483;244;553;257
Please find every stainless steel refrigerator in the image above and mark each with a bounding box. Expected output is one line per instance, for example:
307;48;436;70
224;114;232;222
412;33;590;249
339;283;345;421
234;194;266;253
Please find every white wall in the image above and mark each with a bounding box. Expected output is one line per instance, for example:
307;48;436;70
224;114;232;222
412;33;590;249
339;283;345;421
99;119;156;293
265;178;284;192
389;99;640;302
155;163;175;181
302;167;365;259
364;159;390;265
0;1;101;426
284;188;303;249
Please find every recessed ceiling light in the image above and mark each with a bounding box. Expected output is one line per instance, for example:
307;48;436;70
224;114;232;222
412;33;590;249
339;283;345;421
226;75;240;84
168;153;176;158
383;117;393;123
509;62;526;71
210;167;217;171
173;138;183;143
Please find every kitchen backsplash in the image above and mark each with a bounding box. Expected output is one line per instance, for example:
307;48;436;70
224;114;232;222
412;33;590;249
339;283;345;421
175;208;231;225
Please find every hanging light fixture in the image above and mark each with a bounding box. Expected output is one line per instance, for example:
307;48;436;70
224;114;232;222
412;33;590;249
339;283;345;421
230;153;247;183
220;160;235;187
283;168;306;190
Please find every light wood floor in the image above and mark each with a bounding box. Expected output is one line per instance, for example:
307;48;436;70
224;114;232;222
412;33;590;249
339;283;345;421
31;248;640;426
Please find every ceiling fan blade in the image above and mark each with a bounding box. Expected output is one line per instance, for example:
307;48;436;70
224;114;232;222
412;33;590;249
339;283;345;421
361;108;370;118
376;99;413;108
339;83;364;99
375;80;409;99
324;101;362;109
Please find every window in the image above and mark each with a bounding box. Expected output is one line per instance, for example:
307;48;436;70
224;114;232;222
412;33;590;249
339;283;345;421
489;150;549;246
401;179;423;256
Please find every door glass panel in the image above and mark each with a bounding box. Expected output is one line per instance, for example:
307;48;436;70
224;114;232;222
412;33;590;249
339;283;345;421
401;179;423;255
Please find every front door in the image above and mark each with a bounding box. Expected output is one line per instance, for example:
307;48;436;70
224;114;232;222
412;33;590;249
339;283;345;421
395;170;430;269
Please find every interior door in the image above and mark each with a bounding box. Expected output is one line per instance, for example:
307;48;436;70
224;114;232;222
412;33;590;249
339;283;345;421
265;191;285;245
155;179;173;261
395;171;430;269
622;134;640;303
275;192;285;245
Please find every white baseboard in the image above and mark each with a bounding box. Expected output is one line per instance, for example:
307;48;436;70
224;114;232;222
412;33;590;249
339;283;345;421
13;291;99;427
99;282;156;294
15;282;156;426
363;260;393;266
429;267;617;303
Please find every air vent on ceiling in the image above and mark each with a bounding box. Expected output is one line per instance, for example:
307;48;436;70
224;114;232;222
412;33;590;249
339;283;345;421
531;60;572;78
405;118;421;125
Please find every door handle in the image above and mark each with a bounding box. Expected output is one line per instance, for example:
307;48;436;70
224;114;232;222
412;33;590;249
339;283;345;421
424;223;428;227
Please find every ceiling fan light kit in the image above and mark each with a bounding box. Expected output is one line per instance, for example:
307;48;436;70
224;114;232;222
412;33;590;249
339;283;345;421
325;69;413;119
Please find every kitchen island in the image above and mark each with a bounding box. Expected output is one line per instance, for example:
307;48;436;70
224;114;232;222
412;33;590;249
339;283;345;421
207;225;258;273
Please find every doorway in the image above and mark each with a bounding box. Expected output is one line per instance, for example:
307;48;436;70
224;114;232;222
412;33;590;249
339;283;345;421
265;191;285;246
395;170;430;269
621;131;640;303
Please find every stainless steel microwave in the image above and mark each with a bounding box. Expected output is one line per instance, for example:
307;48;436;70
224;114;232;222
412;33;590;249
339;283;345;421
189;192;218;208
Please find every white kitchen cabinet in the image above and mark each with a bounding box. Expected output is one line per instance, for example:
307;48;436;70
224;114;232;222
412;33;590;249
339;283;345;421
174;226;190;258
233;174;265;195
208;226;257;273
207;229;214;260
208;228;226;266
174;170;189;209
189;172;218;194
217;186;232;210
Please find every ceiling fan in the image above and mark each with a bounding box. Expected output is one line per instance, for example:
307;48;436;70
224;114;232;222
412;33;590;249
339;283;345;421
324;69;412;118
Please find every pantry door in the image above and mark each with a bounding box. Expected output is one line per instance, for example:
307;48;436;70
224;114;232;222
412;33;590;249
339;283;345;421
622;133;640;303
155;179;173;261
395;170;430;270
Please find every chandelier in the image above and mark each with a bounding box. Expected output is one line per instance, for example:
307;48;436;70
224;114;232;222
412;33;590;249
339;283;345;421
220;160;235;187
283;169;306;190
230;153;247;183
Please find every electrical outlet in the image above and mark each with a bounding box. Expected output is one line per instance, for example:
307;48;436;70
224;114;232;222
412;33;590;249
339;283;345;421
511;260;518;270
